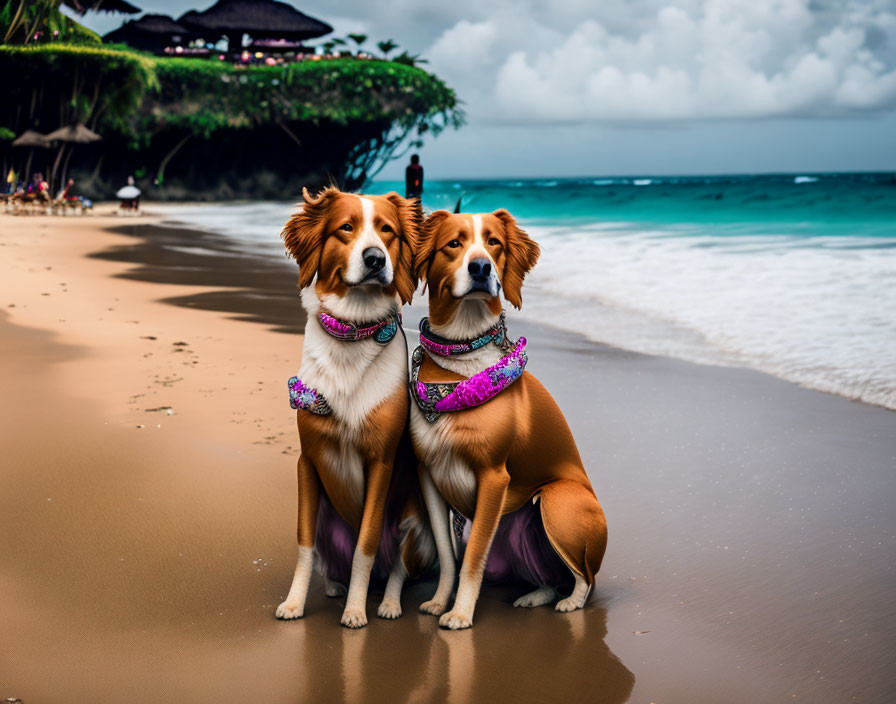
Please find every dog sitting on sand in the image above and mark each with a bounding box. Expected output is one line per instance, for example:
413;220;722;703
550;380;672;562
275;187;434;628
409;209;608;630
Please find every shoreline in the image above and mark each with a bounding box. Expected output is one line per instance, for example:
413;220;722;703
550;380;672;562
1;212;894;703
137;201;896;412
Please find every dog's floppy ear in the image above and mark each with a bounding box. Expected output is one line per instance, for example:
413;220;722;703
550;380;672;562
493;209;540;309
282;186;339;289
383;192;422;304
417;210;452;282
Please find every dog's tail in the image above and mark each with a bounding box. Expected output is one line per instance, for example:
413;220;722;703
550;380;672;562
537;479;607;586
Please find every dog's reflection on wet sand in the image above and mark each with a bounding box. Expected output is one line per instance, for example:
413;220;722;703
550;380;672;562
288;579;634;704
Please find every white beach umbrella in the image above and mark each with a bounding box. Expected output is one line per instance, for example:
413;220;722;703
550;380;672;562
116;185;142;199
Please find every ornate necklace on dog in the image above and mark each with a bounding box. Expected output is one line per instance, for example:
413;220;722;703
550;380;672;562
287;308;402;415
411;314;527;423
317;310;401;344
418;311;509;356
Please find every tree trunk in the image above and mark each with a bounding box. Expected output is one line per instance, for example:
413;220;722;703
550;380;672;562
156;134;191;185
50;143;66;193
24;149;34;188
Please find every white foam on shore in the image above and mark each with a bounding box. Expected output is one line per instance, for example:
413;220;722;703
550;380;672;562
521;220;896;410
150;202;896;410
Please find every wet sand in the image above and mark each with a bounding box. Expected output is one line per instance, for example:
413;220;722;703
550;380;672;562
1;212;894;703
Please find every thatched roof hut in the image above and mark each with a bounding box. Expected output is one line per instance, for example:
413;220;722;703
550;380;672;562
179;0;332;51
63;0;141;14
104;14;194;53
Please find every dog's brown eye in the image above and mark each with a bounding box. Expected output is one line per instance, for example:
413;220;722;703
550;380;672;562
381;224;393;233
447;239;461;248
488;237;501;246
339;223;353;232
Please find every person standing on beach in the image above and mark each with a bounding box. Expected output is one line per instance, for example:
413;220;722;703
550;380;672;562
406;154;424;199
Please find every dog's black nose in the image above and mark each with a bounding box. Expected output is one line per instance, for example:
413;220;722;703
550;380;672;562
363;247;386;273
468;258;491;282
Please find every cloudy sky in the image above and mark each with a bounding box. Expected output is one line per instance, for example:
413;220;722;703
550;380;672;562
77;0;896;179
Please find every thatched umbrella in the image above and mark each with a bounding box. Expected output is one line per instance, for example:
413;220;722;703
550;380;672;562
46;124;102;193
104;14;194;53
45;124;103;144
179;0;332;53
12;130;50;148
11;130;51;187
63;0;141;15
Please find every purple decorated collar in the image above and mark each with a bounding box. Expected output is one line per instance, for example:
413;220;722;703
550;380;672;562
318;310;401;344
418;312;508;356
288;377;332;415
411;337;528;423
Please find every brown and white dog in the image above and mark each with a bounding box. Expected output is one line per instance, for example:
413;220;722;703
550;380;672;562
410;209;608;629
275;187;434;628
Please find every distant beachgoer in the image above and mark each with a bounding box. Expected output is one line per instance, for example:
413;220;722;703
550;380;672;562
6;168;14;195
405;154;423;199
116;175;142;211
58;178;74;200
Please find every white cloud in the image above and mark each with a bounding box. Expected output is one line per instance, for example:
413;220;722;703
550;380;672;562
82;0;896;124
428;20;498;74
424;0;896;123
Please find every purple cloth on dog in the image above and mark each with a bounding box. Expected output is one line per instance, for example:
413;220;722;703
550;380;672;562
454;499;573;588
313;435;415;585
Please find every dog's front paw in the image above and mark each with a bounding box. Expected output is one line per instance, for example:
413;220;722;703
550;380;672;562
341;606;368;628
555;596;584;613
377;597;402;619
419;598;448;616
439;610;473;630
275;600;304;620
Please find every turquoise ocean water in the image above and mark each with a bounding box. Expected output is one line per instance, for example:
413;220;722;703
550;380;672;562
153;172;896;409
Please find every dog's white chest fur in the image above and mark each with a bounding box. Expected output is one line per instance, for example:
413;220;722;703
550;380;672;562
297;288;407;508
410;407;477;515
409;340;505;516
298;288;407;432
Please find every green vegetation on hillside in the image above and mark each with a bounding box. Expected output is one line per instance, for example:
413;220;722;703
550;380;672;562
0;40;463;196
1;0;101;45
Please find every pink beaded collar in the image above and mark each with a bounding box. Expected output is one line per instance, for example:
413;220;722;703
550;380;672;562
287;309;401;415
418;313;507;356
318;310;401;344
410;335;528;423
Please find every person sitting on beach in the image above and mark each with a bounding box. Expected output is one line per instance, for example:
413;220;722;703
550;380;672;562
405;154;424;200
36;176;51;205
116;175;142;212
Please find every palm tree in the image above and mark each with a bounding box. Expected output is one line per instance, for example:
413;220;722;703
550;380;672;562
377;39;398;58
2;0;137;44
392;50;428;67
329;36;349;56
347;33;367;54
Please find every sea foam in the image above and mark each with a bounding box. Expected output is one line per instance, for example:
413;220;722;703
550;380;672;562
151;173;896;410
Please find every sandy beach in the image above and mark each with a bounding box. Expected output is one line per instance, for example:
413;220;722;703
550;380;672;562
1;211;894;703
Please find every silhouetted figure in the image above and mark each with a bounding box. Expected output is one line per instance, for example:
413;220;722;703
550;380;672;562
405;153;423;199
